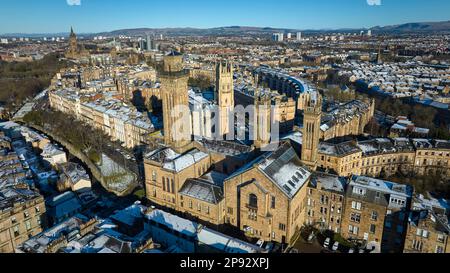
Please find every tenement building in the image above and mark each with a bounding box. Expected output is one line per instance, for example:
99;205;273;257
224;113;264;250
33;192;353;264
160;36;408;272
1;183;46;253
341;176;412;253
320;99;375;141
306;172;346;233
403;195;450;253
316;138;450;178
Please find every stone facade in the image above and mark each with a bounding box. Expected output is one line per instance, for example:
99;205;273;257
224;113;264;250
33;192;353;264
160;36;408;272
0;188;46;253
160;52;192;152
216;62;234;137
224;142;311;244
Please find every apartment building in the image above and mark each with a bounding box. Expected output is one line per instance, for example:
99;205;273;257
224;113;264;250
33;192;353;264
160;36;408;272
341;176;412;253
49;89;154;149
305;172;346;233
404;196;450;253
0;184;46;253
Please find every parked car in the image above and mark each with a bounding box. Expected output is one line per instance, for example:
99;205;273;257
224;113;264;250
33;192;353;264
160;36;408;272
307;232;315;243
332;242;339;251
256;239;265;248
348;248;355;253
323;238;331;248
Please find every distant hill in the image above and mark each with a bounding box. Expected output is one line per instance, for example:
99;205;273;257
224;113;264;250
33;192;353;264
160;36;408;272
95;26;303;37
3;20;450;37
371;20;450;34
95;21;450;37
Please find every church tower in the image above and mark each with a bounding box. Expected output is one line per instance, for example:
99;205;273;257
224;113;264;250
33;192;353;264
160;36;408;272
160;51;192;153
66;27;88;59
253;89;272;149
215;61;234;137
301;92;322;169
69;27;77;51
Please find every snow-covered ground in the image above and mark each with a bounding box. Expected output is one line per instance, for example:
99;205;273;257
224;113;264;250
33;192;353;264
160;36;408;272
97;154;136;193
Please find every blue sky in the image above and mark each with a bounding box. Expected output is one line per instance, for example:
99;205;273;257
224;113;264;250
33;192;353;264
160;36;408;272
1;0;449;34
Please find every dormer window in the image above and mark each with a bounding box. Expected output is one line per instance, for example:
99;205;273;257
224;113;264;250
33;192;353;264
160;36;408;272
353;187;366;196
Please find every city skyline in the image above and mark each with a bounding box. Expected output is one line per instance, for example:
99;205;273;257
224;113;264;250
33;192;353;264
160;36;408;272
1;0;450;34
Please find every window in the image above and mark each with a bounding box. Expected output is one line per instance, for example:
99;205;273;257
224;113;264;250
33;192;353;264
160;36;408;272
415;228;430;238
24;211;30;218
370;224;376;234
35;206;40;213
351;201;362;211
13;226;19;237
197;203;202;212
436;246;444;254
206;206;210;215
437;234;445;243
248;210;257;221
308;189;313;195
371;211;378;221
152;170;156;181
249;194;258;209
171;180;175;194
412;240;423;251
162;177;166;191
227;207;233;214
25;220;32;231
271;196;276;209
350;213;361;223
279;223;286;231
189;200;193;209
349;225;359;235
11;217;17;224
353;187;365;195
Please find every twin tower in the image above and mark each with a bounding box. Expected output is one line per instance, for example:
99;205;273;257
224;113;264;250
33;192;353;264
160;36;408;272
160;51;322;159
159;52;235;153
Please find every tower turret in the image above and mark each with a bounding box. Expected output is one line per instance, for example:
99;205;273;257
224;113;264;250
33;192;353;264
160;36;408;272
301;92;322;169
215;61;234;137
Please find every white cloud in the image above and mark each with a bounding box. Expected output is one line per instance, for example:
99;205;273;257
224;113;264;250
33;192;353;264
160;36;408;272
367;0;381;5
67;0;81;6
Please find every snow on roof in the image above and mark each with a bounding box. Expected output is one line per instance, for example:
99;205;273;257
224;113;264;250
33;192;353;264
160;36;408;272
311;173;346;193
258;142;311;199
281;131;303;145
148;148;209;173
110;204;145;226
350;176;412;199
198;227;264;253
146;209;198;237
179;178;223;204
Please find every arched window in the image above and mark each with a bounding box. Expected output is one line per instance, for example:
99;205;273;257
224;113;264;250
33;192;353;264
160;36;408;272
249;194;258;208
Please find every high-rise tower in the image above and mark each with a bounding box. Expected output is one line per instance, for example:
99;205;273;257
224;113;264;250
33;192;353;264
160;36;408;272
160;51;192;153
301;92;322;169
215;61;234;137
